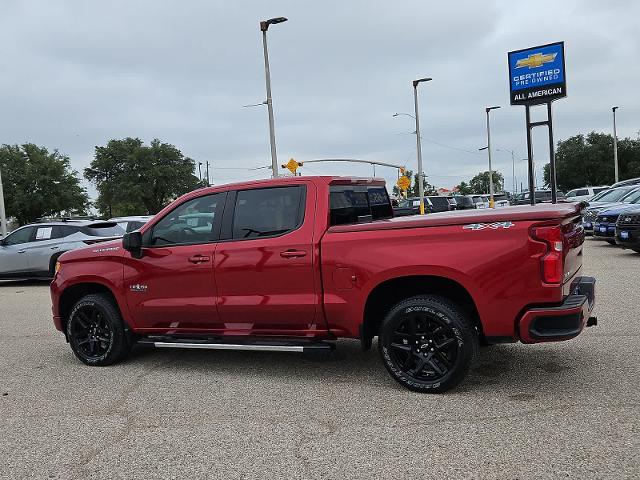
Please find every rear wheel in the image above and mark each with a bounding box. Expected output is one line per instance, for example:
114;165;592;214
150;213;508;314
378;295;477;393
66;294;130;366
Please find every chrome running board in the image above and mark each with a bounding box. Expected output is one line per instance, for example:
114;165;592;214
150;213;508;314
139;338;335;353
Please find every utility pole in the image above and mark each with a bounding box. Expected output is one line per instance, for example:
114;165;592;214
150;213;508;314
0;167;7;237
412;77;432;215
205;161;210;186
612;106;619;183
198;162;202;182
260;17;288;178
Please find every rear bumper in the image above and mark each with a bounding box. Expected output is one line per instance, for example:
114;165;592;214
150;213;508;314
518;276;596;344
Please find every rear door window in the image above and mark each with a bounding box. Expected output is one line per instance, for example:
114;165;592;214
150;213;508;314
232;186;304;239
576;189;589;196
34;226;54;241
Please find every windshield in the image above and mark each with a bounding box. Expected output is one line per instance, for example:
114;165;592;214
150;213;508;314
622;189;640;204
589;189;609;201
594;187;635;202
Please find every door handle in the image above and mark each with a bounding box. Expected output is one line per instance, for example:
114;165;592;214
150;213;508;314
188;255;211;264
280;250;307;258
50;246;59;250
18;250;26;254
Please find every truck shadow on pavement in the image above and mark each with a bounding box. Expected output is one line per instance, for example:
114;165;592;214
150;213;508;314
120;338;596;396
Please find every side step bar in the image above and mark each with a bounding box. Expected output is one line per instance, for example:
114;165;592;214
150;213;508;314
138;338;335;353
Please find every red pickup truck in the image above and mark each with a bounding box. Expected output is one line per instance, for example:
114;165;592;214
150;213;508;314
50;176;596;392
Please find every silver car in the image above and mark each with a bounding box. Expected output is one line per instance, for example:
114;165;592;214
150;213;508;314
109;215;153;233
0;220;124;279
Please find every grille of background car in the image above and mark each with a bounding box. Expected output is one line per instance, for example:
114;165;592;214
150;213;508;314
597;214;619;223
584;211;598;222
617;214;640;226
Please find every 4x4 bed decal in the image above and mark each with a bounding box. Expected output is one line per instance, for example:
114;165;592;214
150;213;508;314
463;221;515;231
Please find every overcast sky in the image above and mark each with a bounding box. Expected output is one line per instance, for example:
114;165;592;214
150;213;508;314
1;0;638;198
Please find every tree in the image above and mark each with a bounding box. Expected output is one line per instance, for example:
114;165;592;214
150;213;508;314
0;144;88;225
543;132;640;191
455;181;472;195
85;138;201;217
468;171;504;194
392;169;437;198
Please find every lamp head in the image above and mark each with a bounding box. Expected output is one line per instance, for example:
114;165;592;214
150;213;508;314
412;78;432;88
260;17;288;31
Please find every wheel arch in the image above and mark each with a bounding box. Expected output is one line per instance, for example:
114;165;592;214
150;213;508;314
361;275;482;350
58;282;123;336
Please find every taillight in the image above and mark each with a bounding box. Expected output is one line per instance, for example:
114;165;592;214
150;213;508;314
532;225;564;284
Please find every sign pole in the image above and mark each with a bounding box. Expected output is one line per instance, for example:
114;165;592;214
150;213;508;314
547;102;557;203
525;105;536;206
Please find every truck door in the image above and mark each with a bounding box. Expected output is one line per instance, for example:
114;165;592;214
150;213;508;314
123;192;226;331
214;182;323;336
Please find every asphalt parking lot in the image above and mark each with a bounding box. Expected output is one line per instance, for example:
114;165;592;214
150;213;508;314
1;239;639;479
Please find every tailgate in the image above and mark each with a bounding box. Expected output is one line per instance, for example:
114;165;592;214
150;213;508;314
562;214;586;287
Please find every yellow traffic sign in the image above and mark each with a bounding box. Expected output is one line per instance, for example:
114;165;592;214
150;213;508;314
396;175;410;191
283;158;301;175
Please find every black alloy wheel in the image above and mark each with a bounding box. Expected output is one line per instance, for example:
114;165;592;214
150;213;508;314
67;294;130;366
69;305;113;359
388;314;458;380
379;295;477;393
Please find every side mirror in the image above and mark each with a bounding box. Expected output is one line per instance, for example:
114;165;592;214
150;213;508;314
122;231;143;259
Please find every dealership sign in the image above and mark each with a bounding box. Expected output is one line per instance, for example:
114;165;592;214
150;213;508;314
508;42;566;105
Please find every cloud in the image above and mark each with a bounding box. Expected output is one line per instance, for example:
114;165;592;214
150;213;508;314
0;0;637;196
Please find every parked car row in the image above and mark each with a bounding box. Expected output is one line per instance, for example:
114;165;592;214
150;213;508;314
0;216;152;280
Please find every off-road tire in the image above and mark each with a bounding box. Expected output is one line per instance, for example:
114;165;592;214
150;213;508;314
378;295;478;393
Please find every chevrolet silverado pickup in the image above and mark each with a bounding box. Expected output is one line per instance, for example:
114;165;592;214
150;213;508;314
50;176;596;392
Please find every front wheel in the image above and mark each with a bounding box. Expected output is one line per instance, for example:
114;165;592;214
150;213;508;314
66;294;131;366
378;295;477;393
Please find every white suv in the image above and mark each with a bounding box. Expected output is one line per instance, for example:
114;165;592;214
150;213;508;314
565;186;609;202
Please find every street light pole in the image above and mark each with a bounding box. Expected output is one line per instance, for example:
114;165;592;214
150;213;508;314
260;17;288;178
412;77;432;215
484;106;500;208
612;106;619;183
0;167;7;237
198;162;202;182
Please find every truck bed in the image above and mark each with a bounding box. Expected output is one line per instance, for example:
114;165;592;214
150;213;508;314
329;203;583;233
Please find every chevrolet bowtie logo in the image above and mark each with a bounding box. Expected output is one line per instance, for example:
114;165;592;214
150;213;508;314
515;52;557;69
